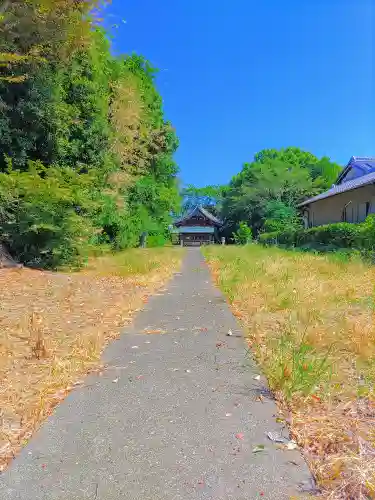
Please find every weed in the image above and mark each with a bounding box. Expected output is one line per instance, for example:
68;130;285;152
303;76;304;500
203;244;375;498
265;330;333;400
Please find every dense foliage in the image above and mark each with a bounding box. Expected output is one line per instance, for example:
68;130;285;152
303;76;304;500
220;147;342;238
0;1;180;267
186;148;342;241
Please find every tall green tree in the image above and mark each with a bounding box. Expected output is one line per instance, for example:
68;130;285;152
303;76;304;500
0;4;180;267
223;158;312;233
221;148;343;236
254;147;341;190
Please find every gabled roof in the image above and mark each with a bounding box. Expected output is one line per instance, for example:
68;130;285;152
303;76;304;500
299;156;375;208
174;205;223;226
336;156;375;184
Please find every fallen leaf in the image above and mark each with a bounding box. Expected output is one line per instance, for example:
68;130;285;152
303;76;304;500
266;431;287;443
235;433;244;440
136;375;143;380
144;329;165;335
253;374;261;381
286;441;298;450
252;445;265;453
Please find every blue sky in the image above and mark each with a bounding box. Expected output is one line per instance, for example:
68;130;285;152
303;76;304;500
104;0;374;187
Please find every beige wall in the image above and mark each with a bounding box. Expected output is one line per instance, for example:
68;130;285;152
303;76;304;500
305;185;375;227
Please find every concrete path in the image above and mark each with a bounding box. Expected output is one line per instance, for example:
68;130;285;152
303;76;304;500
0;249;312;500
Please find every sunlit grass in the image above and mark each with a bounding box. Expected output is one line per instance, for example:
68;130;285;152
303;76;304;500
0;247;183;471
84;247;178;277
203;244;375;498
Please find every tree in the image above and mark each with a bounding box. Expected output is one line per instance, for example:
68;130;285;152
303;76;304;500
222;158;313;233
181;185;225;216
0;6;181;267
221;148;343;237
254;147;318;169
0;0;101;82
262;200;301;233
254;147;342;190
308;156;342;190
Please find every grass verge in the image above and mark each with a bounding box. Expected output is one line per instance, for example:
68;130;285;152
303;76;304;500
0;247;182;471
203;244;375;499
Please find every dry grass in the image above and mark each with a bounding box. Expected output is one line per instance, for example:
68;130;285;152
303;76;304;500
0;247;182;471
203;245;375;499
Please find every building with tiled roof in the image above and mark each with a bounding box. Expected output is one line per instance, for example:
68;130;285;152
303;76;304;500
299;157;375;227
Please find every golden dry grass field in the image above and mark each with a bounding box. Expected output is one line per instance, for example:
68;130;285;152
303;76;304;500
203;244;375;499
0;247;182;471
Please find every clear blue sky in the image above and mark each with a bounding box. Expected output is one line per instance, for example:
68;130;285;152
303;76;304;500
104;0;374;187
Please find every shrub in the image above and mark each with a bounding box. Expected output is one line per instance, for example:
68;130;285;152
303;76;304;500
147;233;167;247
357;214;375;249
258;231;279;245
259;216;375;253
233;221;252;245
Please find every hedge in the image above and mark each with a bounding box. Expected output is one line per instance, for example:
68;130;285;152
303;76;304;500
258;215;375;251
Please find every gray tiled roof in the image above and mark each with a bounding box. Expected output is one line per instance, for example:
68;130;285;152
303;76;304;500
298;171;375;207
174;205;223;226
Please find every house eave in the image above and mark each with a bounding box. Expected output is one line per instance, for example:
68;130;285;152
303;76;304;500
298;179;375;208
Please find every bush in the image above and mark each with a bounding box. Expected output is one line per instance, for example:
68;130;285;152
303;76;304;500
259;215;375;253
258;231;280;245
0;163;96;269
233;221;252;245
147;233;168;247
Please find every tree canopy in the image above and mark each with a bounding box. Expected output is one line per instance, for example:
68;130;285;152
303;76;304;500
220;147;343;237
0;2;180;267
